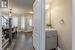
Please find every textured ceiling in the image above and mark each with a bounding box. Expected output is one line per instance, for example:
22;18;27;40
0;0;34;16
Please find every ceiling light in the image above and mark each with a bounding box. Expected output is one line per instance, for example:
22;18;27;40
45;4;50;10
9;9;12;17
29;11;33;14
9;13;12;17
0;0;8;8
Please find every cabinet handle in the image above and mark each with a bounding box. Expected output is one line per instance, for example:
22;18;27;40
47;36;51;38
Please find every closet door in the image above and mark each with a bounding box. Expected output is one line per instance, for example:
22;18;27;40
33;0;45;50
0;17;2;50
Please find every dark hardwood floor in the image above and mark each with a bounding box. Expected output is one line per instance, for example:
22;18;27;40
9;32;34;50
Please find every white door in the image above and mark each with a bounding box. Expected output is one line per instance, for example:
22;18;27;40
0;16;2;50
33;0;45;50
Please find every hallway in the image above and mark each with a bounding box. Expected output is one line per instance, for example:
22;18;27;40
12;32;34;50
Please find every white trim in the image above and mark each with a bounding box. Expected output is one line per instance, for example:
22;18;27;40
72;0;75;50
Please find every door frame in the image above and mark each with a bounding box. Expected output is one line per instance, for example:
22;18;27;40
72;0;75;50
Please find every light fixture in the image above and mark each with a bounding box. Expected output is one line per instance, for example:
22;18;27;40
45;4;50;10
0;0;8;8
29;11;33;14
9;9;12;17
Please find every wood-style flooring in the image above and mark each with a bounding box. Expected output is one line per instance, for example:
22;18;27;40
9;32;34;50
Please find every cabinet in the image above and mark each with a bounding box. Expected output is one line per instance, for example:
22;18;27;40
45;29;57;50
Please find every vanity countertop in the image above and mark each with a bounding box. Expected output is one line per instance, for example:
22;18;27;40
45;28;56;31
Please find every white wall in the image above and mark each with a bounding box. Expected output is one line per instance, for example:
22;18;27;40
45;0;72;50
51;0;72;50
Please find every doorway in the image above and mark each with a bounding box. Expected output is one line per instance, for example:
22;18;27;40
1;0;34;50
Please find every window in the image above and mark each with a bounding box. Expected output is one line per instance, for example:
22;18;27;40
21;16;25;29
12;16;18;27
29;19;32;26
1;16;9;28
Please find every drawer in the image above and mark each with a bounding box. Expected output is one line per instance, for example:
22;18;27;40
45;37;57;50
46;31;57;38
46;34;57;38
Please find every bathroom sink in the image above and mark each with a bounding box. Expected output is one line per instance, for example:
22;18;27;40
45;28;56;31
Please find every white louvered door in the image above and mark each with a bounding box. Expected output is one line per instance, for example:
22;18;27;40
0;16;2;50
33;0;45;50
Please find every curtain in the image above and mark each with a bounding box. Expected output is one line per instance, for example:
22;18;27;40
12;16;18;28
21;16;25;29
